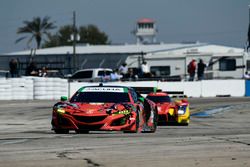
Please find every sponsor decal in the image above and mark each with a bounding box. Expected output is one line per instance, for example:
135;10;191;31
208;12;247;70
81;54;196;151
82;87;125;93
113;110;131;115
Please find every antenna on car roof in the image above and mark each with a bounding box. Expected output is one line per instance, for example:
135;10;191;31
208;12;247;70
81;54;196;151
99;83;103;87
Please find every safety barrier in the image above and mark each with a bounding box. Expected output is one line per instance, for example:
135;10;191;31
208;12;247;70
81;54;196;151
245;80;250;96
0;78;11;100
0;77;68;100
69;80;245;98
10;78;34;100
0;78;34;100
0;78;247;100
33;77;68;100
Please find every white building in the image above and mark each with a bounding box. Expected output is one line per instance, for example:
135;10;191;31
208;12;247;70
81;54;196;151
126;43;248;80
0;42;248;80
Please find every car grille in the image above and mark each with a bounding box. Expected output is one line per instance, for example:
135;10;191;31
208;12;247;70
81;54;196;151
158;115;167;122
78;124;104;130
57;115;71;125
73;115;107;123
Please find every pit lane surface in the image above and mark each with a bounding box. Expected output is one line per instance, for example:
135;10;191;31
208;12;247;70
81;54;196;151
0;98;250;167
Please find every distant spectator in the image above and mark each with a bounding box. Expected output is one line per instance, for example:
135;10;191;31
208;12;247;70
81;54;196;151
141;61;151;78
9;58;18;77
119;63;128;77
187;59;196;81
124;68;138;81
110;69;122;81
100;70;112;82
39;66;48;77
197;59;206;80
26;61;38;76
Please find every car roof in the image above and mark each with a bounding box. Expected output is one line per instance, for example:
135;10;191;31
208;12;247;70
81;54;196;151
147;92;169;96
79;85;134;93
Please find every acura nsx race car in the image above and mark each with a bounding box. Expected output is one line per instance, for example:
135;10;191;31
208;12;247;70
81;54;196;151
51;85;158;133
146;91;190;125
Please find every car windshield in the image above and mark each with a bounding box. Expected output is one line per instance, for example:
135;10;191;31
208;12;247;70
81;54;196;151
147;96;171;103
71;92;130;103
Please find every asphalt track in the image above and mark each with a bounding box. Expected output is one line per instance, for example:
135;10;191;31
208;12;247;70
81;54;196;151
0;97;250;167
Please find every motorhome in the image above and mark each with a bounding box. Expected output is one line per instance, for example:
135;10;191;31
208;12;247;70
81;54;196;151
125;44;248;80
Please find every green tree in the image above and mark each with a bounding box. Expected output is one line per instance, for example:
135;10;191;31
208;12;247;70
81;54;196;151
78;25;109;45
43;24;110;48
16;16;56;49
43;25;73;48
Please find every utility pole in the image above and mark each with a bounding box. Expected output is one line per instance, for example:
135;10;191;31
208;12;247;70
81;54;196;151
247;5;250;52
73;11;77;72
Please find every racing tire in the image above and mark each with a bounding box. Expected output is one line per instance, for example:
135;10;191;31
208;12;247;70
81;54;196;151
152;107;158;132
54;129;69;134
75;130;89;134
179;123;189;126
142;107;158;133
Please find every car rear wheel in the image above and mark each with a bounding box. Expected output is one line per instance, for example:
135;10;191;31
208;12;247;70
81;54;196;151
152;107;158;132
179;122;189;126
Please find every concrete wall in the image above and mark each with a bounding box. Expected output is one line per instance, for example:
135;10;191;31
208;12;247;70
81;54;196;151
0;78;246;100
69;80;245;98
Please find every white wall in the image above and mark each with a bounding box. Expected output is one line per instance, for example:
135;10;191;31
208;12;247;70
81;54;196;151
0;78;246;100
201;80;245;97
69;80;245;98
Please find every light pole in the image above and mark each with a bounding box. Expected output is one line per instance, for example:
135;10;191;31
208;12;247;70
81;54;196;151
72;11;78;72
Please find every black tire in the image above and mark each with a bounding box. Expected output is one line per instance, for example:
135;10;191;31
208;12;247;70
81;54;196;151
179;122;189;126
143;109;157;133
75;129;89;134
153;107;158;131
54;129;69;134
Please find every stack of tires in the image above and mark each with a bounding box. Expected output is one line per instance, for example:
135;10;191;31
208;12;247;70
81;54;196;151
33;77;68;100
51;78;68;100
0;78;12;100
10;78;34;100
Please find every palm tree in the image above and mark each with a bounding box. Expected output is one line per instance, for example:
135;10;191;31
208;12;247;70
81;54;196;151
16;16;56;49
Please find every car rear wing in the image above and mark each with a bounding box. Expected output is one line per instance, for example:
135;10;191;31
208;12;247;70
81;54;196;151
132;87;186;98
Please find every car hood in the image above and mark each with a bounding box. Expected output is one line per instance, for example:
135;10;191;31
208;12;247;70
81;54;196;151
57;102;133;115
156;102;171;114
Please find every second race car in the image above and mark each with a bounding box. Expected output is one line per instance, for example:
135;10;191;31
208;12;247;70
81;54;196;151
51;85;158;133
146;91;190;125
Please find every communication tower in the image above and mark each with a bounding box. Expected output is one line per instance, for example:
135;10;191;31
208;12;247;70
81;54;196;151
135;18;157;44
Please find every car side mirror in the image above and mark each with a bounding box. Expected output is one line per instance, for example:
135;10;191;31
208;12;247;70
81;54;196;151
60;96;68;101
138;97;144;103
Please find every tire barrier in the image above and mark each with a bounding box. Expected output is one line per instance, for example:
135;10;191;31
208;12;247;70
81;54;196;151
33;77;68;100
0;77;68;100
0;78;12;100
10;78;34;100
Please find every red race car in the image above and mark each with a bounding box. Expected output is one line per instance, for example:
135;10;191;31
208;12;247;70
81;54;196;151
51;85;158;133
146;91;190;125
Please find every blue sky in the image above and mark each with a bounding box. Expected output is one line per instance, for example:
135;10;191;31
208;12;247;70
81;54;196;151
0;0;249;53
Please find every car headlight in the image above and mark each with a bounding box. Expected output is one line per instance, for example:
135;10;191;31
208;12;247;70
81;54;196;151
177;106;186;115
57;108;66;114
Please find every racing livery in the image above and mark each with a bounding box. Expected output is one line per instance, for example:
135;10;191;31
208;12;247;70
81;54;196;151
146;91;190;125
52;85;158;133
